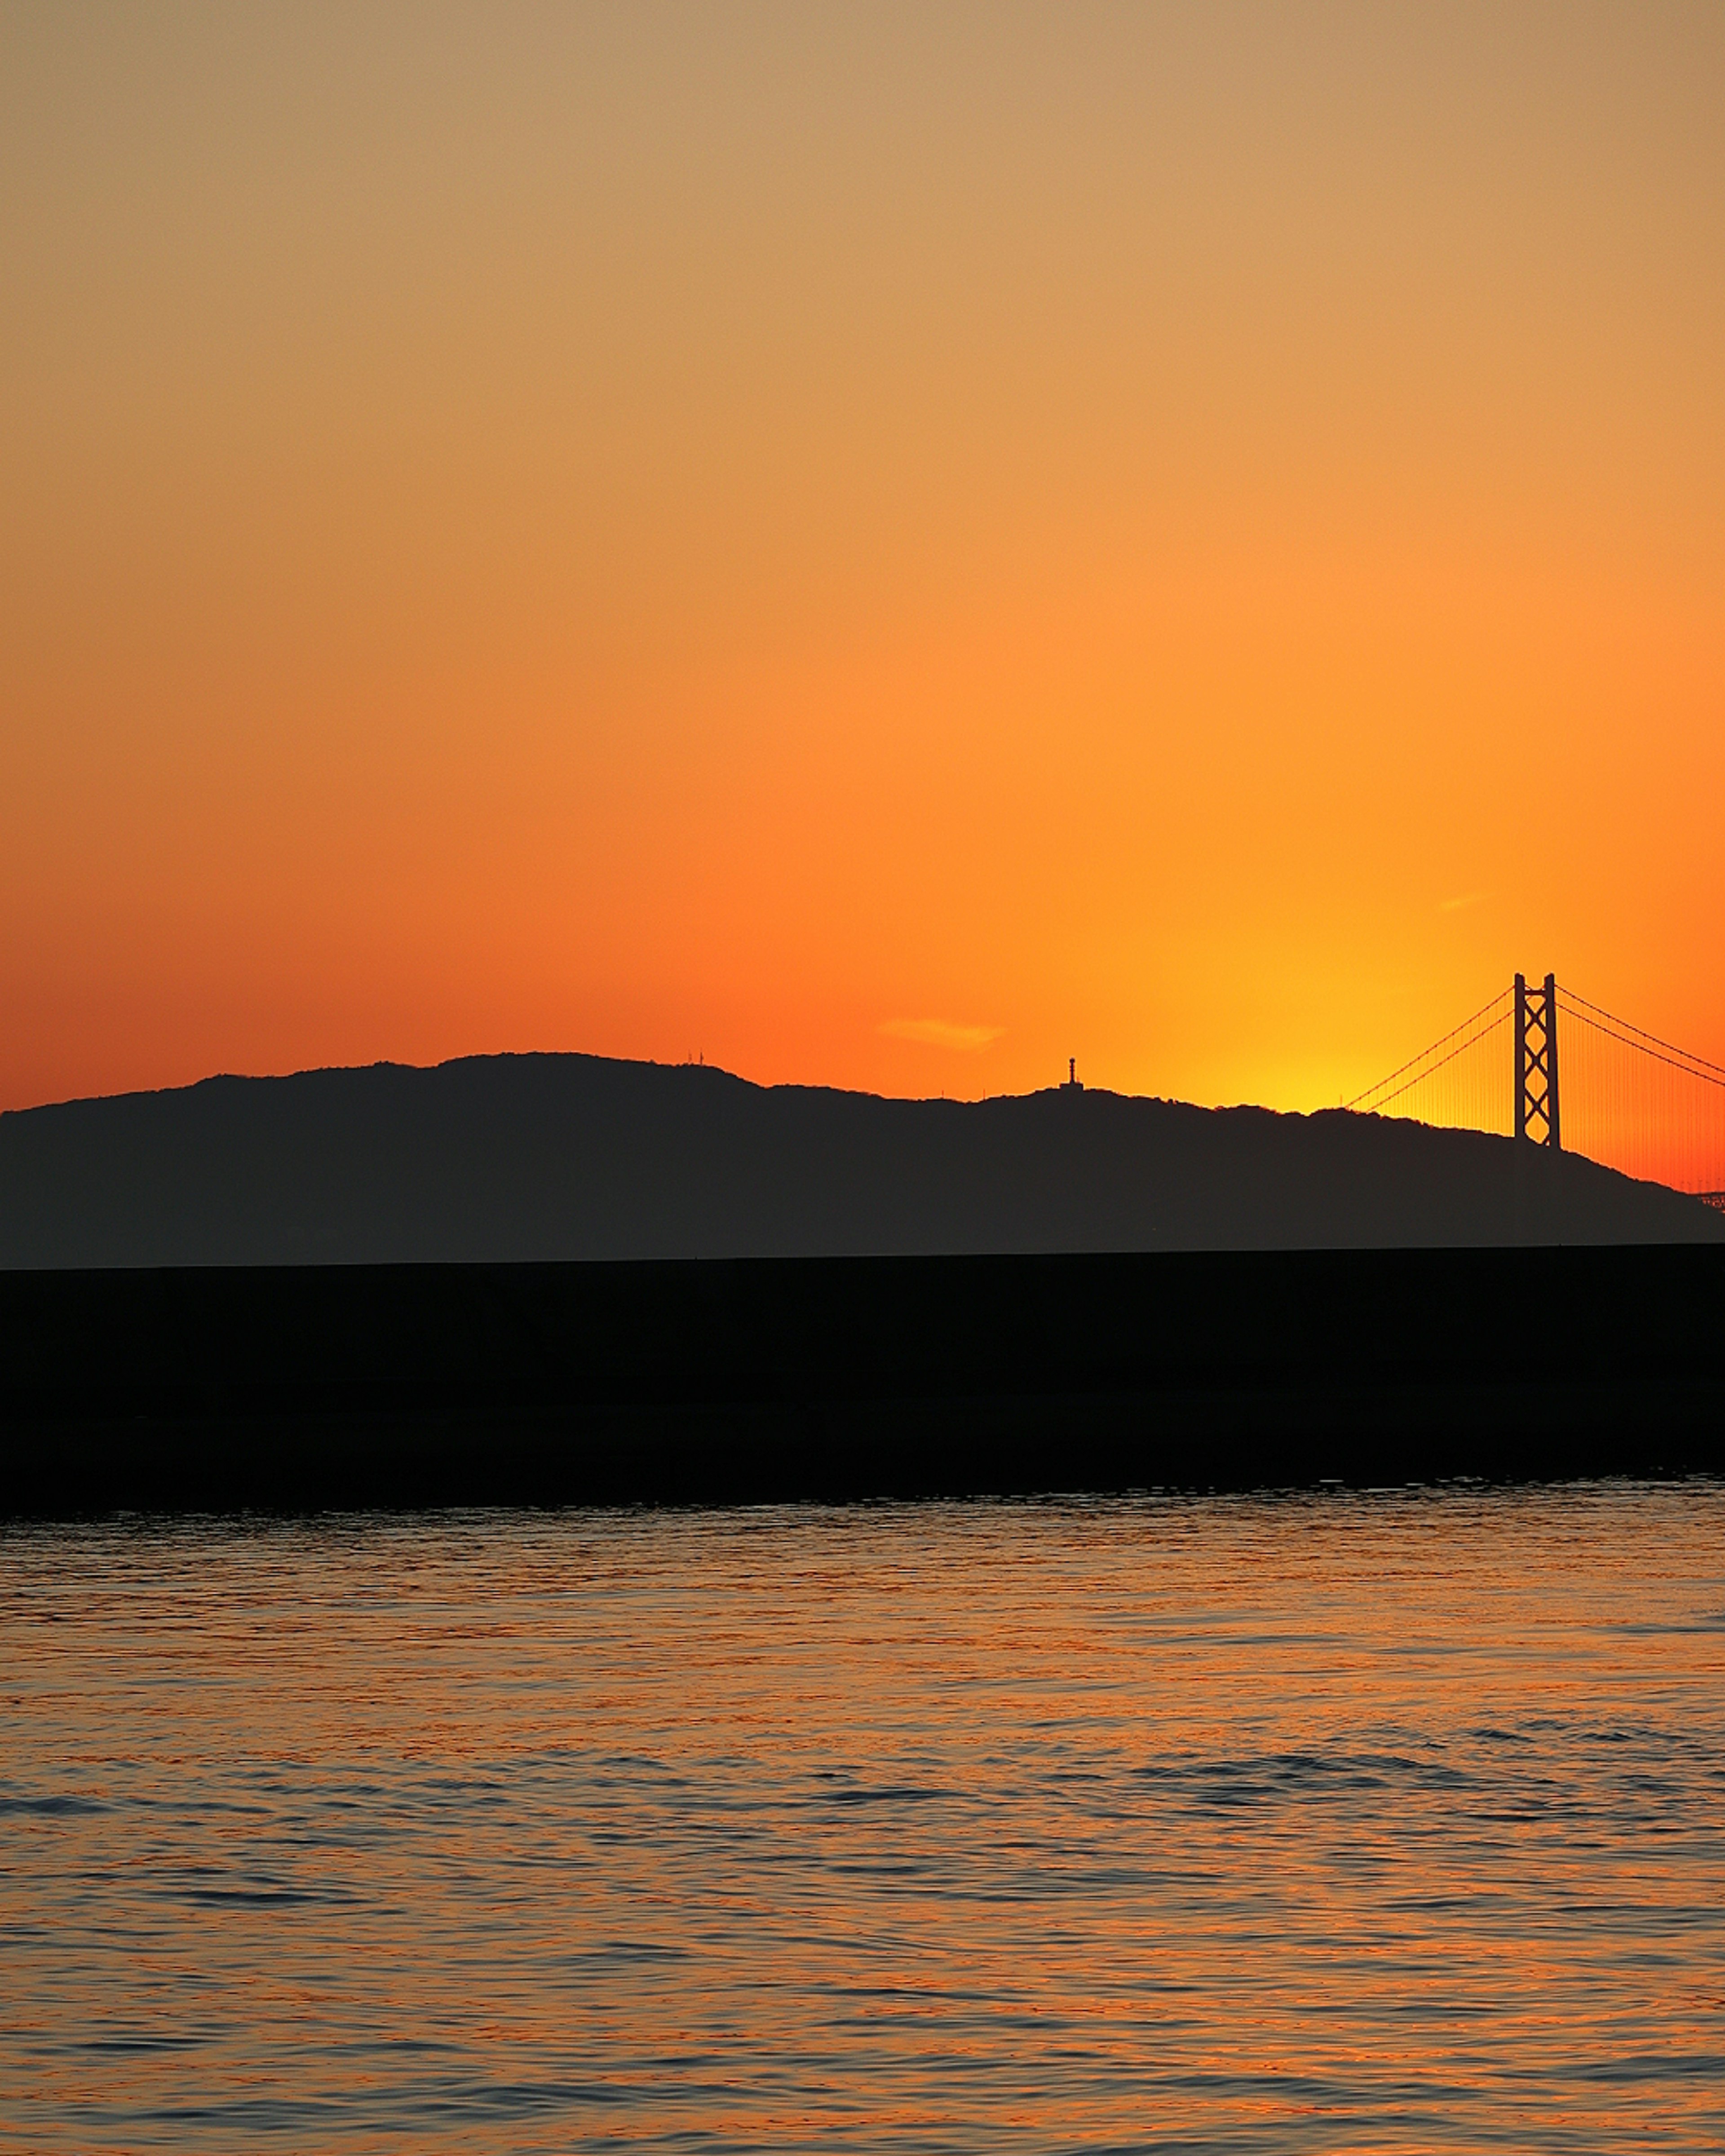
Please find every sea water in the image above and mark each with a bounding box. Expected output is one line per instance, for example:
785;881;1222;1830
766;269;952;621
2;1488;1722;2151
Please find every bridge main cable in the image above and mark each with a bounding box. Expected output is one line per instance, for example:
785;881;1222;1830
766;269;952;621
1556;988;1725;1087
1345;987;1513;1114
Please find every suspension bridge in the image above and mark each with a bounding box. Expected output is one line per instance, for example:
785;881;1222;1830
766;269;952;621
1347;973;1725;1211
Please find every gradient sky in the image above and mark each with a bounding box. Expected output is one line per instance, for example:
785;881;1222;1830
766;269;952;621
4;2;1723;1113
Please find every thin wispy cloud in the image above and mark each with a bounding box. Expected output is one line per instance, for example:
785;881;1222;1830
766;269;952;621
1439;891;1489;914
879;1018;1004;1051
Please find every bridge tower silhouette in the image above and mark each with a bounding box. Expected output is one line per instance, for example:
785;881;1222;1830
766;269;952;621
1347;973;1725;1207
1513;972;1559;1149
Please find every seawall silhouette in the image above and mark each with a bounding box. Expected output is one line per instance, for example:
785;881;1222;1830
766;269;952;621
0;1051;1719;1267
3;1248;1724;1511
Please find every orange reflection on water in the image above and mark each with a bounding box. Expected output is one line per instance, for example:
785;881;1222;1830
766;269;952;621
2;1488;1723;2150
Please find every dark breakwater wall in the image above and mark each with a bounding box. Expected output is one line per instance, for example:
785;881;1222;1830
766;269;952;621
2;1246;1723;1513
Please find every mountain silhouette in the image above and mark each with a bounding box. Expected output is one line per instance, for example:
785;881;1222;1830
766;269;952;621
2;1052;1719;1268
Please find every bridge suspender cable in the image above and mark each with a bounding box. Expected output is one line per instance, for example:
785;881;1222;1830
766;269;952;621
1556;990;1725;1087
1342;989;1512;1114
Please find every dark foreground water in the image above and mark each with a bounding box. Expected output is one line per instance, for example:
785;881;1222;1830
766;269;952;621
3;1489;1724;2152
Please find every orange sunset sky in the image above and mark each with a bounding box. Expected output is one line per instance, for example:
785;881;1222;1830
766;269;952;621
4;3;1723;1116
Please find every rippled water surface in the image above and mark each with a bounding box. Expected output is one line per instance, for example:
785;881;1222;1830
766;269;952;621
4;1488;1725;2151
